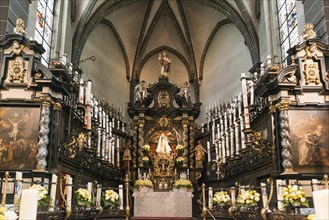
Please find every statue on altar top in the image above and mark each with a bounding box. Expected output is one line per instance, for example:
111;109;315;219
158;51;172;78
156;133;172;154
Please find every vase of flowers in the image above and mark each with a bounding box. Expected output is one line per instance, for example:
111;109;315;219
142;156;149;164
173;179;193;192
176;156;184;166
213;191;231;207
75;188;92;206
0;207;18;220
142;144;150;153
281;184;309;211
102;189;120;208
176;145;184;154
29;184;51;207
134;179;154;192
237;190;260;210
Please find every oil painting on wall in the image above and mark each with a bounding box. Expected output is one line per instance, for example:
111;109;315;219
289;110;329;173
0;107;40;170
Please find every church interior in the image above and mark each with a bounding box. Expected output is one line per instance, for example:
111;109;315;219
0;0;329;219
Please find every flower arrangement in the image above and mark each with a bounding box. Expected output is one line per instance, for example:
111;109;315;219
102;189;120;208
236;190;260;208
176;144;184;153
176;156;184;165
142;144;150;152
281;184;309;207
213;191;231;207
142;156;149;163
173;179;193;189
29;184;50;207
134;179;154;190
0;207;18;220
75;188;92;206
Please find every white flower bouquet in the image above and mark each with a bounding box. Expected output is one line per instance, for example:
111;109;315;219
213;191;231;207
134;179;154;191
176;156;184;165
102;189;120;208
75;188;92;206
142;144;150;152
0;207;18;220
29;184;50;207
176;144;184;153
281;184;309;207
237;190;260;208
173;179;193;189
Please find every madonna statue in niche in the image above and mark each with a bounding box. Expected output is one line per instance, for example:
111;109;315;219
156;133;172;154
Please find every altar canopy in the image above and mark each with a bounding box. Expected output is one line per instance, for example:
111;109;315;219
133;191;193;217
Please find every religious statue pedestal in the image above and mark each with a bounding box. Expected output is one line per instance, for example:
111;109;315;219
133;191;193;218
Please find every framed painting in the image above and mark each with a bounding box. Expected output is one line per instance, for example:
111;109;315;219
0;107;40;170
289;109;329;173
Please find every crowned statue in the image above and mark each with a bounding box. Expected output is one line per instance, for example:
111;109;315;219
156;133;172;154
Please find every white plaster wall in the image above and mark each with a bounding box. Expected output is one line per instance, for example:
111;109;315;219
80;24;129;109
140;53;189;86
199;24;252;122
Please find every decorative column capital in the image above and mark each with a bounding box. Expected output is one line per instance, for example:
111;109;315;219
269;102;277;113
277;100;290;111
40;96;54;107
53;102;62;111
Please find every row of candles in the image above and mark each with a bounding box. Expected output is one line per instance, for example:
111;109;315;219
203;56;276;164
11;172;125;219
63;67;127;168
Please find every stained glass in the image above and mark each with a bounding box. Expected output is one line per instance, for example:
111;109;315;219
34;0;54;65
276;0;299;63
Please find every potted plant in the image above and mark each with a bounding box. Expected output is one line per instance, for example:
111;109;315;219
173;179;193;192
142;144;150;152
102;189;120;209
213;191;231;207
176;156;184;166
75;188;92;206
0;207;18;220
29;184;51;208
236;190;260;210
142;156;149;164
176;144;184;153
281;184;309;207
134;179;154;192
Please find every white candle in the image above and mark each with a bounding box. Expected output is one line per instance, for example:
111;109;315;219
239;94;246;149
94;99;98;120
119;184;124;209
260;182;268;208
87;182;92;195
78;78;84;105
19;189;38;220
85;80;92;105
313;189;329;219
215;142;219;161
234;98;240;155
241;73;248;108
250;80;254;106
96;184;102;207
14;172;23;206
276;179;285;210
187;168;189;176
207;141;211;162
208;187;213;210
138;168;141;179
111;138;115;165
49;174;58;211
117;138;120;168
66;175;72;210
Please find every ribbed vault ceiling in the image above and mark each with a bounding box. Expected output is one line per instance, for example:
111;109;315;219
73;0;259;103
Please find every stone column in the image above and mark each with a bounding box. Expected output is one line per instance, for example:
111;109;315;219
138;120;144;167
189;122;195;168
36;97;53;171
182;119;189;168
132;124;138;169
277;100;296;174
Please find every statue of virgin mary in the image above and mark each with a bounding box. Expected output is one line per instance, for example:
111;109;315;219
156;133;172;154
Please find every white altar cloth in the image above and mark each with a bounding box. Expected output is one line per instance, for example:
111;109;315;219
133;191;193;217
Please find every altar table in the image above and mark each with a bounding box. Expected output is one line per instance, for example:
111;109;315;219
133;191;193;217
